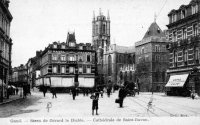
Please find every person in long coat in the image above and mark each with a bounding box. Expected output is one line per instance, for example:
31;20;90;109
90;92;99;115
118;86;127;108
72;88;76;100
51;88;57;98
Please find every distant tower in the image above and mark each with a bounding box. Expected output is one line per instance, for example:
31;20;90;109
92;9;110;51
92;9;110;84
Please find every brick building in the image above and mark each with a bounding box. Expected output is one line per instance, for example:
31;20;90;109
135;21;169;92
166;0;200;96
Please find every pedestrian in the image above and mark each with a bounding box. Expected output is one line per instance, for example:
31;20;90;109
107;88;111;97
16;87;19;95
118;86;127;108
51;88;57;98
72;88;76;100
90;92;99;115
43;86;47;97
86;89;89;96
100;89;103;98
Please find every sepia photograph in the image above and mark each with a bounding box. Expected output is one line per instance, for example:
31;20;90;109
0;0;200;124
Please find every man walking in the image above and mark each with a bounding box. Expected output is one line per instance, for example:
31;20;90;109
118;86;127;108
51;88;57;98
90;92;99;115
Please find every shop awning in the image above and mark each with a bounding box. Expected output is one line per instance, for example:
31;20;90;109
165;74;189;87
79;77;95;88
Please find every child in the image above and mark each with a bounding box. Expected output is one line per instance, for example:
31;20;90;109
90;92;99;115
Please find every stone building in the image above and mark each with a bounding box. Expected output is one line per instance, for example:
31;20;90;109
92;9;110;85
135;21;169;92
35;32;97;91
103;44;135;86
92;9;135;87
0;0;13;102
166;0;200;96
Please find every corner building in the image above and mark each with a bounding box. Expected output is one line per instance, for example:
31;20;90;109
36;32;97;91
166;0;200;96
135;22;169;92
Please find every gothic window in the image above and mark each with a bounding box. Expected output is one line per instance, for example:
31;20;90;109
108;55;112;76
96;24;98;34
102;24;106;34
130;71;132;81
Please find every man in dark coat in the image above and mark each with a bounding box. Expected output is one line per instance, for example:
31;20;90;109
72;88;76;100
42;86;47;97
51;88;57;98
118;86;127;108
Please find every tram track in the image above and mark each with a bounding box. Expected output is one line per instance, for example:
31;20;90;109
139;95;200;115
128;97;174;116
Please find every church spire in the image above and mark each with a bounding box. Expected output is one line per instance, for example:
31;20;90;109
154;12;157;23
99;8;101;16
107;10;110;20
93;11;95;21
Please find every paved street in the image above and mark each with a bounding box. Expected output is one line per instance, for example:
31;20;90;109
0;90;200;118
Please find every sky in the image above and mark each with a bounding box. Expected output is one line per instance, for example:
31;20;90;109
9;0;191;67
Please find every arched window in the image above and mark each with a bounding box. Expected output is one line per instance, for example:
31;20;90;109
108;55;112;76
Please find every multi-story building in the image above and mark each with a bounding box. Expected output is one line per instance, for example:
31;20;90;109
166;0;200;96
135;21;169;92
36;32;97;91
103;44;135;86
0;0;13;102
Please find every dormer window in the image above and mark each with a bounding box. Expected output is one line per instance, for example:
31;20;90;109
79;46;83;50
157;28;160;33
192;4;198;14
53;44;57;48
69;42;75;47
172;14;177;23
61;45;65;49
181;10;186;19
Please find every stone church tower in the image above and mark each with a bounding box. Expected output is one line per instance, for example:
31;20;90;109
92;9;110;85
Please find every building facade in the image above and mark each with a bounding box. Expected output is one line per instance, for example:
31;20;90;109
0;0;13;102
135;22;169;92
166;0;200;96
35;32;97;90
103;44;135;86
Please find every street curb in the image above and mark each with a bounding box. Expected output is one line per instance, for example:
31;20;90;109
0;97;23;105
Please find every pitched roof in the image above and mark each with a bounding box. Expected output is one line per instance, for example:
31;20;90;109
111;44;135;53
143;22;165;39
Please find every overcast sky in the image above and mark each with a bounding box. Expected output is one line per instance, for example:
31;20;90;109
9;0;191;67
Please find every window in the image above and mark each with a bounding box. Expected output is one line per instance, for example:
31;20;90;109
61;45;65;49
181;10;186;19
79;66;83;73
61;66;65;73
86;65;91;73
182;28;187;39
102;24;106;34
172;14;177;23
53;66;57;73
141;47;145;54
155;55;160;61
193;24;198;36
155;45;160;52
95;24;98;34
108;55;112;76
69;67;74;73
61;55;66;61
173;31;177;42
53;44;57;48
52;54;58;61
48;65;52;73
184;50;188;62
79;55;83;62
79;46;83;50
195;49;199;60
83;65;86;73
192;4;198;14
69;55;75;61
69;42;75;47
87;55;91;62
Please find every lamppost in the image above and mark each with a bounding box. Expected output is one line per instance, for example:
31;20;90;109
0;50;3;102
